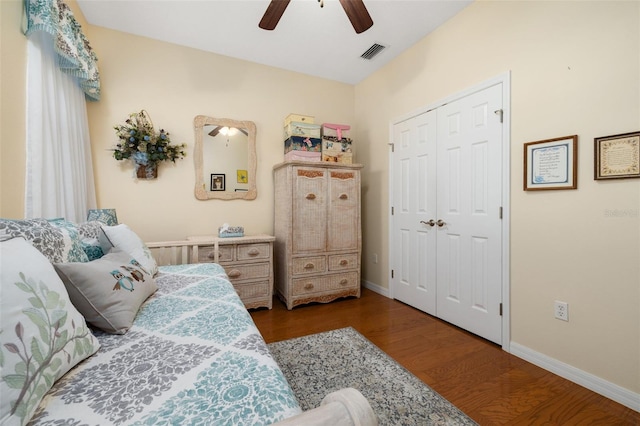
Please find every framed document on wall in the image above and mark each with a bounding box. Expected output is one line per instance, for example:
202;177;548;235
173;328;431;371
594;131;640;180
524;135;578;191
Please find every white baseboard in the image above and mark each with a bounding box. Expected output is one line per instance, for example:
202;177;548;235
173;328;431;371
361;280;390;298
510;342;640;413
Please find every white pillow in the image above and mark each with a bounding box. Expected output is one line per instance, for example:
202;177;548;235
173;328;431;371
0;237;101;426
101;224;158;276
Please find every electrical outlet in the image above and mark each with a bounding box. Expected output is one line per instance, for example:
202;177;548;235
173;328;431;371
554;301;569;321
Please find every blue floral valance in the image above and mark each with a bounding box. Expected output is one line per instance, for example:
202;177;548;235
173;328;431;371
23;0;100;101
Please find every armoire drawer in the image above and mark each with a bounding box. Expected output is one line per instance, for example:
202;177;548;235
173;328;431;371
237;243;270;261
221;262;270;282
328;253;358;271
198;245;234;263
292;272;358;296
292;256;326;275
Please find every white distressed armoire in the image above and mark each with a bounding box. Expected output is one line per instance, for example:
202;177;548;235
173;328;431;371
273;161;363;309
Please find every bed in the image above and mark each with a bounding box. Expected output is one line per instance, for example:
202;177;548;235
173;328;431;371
28;263;301;425
1;219;376;426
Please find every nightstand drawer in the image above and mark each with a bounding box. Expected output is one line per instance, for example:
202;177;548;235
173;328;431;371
197;245;234;263
222;262;270;282
292;256;326;275
235;280;271;300
237;243;270;261
328;253;358;271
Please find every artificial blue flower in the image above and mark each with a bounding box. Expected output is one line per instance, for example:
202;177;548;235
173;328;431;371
129;137;135;142
144;135;150;141
130;130;135;135
160;134;166;140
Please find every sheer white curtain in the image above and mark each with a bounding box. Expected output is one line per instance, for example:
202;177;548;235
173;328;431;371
25;31;96;223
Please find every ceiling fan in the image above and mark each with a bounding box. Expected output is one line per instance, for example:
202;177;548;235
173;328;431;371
259;0;374;34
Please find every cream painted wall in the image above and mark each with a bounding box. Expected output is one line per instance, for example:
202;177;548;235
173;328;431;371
85;27;354;242
355;0;639;395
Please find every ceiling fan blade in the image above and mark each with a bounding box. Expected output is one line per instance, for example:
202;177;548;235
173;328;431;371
338;0;373;34
259;0;291;30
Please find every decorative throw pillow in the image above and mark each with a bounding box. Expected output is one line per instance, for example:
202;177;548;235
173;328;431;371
0;237;101;426
80;238;106;261
54;249;158;334
47;218;90;263
0;218;87;263
101;224;158;276
76;220;104;240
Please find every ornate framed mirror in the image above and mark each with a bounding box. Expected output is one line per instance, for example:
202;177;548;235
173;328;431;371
194;115;257;200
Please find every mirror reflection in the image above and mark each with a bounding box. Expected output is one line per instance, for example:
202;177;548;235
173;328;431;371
194;116;257;200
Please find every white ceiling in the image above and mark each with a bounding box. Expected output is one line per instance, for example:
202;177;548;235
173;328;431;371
77;0;472;85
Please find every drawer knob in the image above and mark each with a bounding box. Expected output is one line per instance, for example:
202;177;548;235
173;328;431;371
339;193;348;200
340;279;349;285
228;269;242;278
248;249;259;256
306;193;316;200
304;283;314;290
339;259;348;266
304;263;314;270
207;252;215;259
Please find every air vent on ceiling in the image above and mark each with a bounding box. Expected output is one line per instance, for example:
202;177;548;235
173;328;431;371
360;43;387;60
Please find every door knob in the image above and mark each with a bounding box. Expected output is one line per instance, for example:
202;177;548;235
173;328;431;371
420;220;435;226
437;219;446;227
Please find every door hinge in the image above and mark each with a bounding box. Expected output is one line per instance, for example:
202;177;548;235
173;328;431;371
499;303;503;316
388;142;395;153
391;206;394;215
494;109;503;123
499;206;503;219
391;270;394;279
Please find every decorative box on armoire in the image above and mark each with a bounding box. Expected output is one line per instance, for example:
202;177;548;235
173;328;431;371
273;161;363;309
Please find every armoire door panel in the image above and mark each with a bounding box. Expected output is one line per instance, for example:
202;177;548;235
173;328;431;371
328;171;359;251
293;168;327;253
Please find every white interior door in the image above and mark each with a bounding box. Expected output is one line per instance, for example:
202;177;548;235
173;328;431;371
435;84;503;344
391;110;437;314
390;82;504;345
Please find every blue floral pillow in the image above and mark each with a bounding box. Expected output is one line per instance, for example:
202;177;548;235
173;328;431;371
77;222;114;261
0;218;88;263
47;219;90;263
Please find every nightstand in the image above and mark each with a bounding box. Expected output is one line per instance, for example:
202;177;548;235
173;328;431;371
187;234;275;310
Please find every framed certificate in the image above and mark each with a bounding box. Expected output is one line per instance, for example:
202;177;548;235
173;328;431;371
594;131;640;180
524;135;578;191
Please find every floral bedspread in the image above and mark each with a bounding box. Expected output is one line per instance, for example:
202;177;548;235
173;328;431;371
29;263;301;425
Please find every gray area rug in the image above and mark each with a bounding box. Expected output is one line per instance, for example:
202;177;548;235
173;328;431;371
268;327;477;425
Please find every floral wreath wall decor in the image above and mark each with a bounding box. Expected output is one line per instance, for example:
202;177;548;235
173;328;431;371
112;110;187;179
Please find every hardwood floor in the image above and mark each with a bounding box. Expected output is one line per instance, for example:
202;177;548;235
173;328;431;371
251;288;640;425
